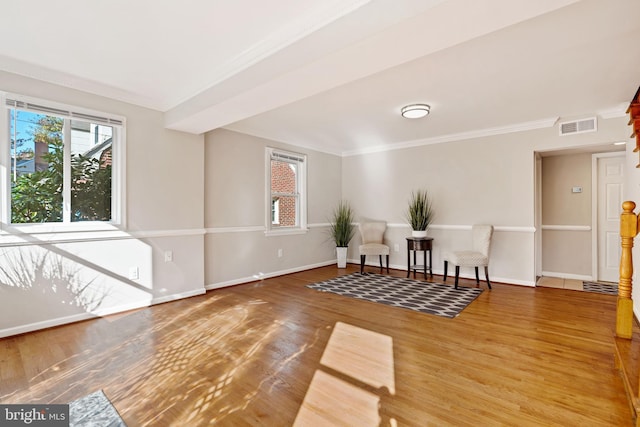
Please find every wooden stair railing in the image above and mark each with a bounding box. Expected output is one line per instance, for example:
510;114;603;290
617;201;640;339
613;86;640;425
615;202;640;425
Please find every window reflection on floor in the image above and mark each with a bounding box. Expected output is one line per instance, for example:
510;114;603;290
294;322;396;426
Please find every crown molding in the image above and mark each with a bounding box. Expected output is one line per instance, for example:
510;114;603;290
342;116;559;157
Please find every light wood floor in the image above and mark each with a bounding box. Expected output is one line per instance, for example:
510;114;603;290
0;265;633;426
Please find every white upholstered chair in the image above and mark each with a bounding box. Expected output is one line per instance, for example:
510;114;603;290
443;224;494;289
358;222;390;274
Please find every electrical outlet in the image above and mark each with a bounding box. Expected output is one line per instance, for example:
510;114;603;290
278;249;283;258
394;244;400;252
129;266;139;280
164;250;173;262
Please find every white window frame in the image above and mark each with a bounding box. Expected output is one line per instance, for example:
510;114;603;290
0;92;126;233
265;147;307;236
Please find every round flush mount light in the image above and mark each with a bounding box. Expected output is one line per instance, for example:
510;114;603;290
401;104;430;119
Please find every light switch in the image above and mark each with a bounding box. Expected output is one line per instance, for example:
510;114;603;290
572;186;582;193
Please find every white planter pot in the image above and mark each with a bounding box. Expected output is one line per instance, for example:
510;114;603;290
411;230;428;238
336;246;348;268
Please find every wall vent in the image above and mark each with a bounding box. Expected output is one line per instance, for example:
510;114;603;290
558;117;597;136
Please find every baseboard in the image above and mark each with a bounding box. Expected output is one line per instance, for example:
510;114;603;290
0;288;206;339
342;259;536;287
206;260;336;290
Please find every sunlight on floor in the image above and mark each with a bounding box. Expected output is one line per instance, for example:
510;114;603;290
320;322;395;394
536;276;583;290
294;322;396;426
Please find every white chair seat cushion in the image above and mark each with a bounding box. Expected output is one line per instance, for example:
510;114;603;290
446;250;488;267
359;243;390;256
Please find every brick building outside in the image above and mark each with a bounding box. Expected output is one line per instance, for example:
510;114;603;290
271;160;297;227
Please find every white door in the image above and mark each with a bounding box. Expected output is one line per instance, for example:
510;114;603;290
597;155;625;283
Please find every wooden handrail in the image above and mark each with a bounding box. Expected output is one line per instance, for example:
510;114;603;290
617;201;640;339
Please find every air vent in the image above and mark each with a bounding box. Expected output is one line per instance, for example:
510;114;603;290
559;117;597;136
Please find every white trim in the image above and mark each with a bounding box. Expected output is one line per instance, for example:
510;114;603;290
342;117;559;157
0;288;205;339
598;103;628;120
420;224;535;233
0;227;206;247
265;228;309;237
541;225;591;231
541;271;593;281
206;259;335;289
209;258;536;291
206;223;330;234
114;125;126;228
207;225;265;234
129;228;206;238
4;92;126;125
205;223;537;236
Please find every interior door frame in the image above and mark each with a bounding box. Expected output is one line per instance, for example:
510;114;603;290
591;151;625;281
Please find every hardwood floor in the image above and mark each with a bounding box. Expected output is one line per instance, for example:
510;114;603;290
0;264;633;426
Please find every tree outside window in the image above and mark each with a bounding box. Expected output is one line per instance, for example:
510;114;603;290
9;110;113;223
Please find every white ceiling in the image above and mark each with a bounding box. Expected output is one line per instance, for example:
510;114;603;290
1;0;638;156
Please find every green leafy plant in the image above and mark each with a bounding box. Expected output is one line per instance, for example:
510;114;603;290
11;115;112;223
329;200;355;247
406;189;434;231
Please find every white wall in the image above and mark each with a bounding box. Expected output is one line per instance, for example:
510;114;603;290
0;71;206;338
204;129;342;287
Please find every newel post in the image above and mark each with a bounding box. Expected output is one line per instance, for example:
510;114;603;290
617;201;640;339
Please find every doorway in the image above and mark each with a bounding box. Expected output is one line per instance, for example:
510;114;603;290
593;153;625;282
535;148;625;284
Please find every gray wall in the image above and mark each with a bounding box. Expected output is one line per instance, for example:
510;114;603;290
204;129;342;287
541;153;592;277
0;71;206;337
3;69;640;335
342;116;630;286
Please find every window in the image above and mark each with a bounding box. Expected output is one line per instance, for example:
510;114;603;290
266;147;307;234
2;94;124;228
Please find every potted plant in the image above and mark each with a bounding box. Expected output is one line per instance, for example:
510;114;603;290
406;189;434;237
329;200;355;268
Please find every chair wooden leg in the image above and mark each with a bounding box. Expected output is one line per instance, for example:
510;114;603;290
379;255;383;272
360;255;365;273
455;266;460;289
443;261;448;281
386;255;389;273
484;266;492;289
475;267;480;285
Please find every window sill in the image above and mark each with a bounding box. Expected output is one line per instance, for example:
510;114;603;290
0;223;128;246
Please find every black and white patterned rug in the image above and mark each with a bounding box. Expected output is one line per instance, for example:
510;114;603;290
582;281;618;296
70;390;126;427
307;272;483;318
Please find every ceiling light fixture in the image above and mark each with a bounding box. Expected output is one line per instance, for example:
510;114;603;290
401;104;430;119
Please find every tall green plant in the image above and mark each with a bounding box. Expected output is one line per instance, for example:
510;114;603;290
329;201;355;247
406;189;434;231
